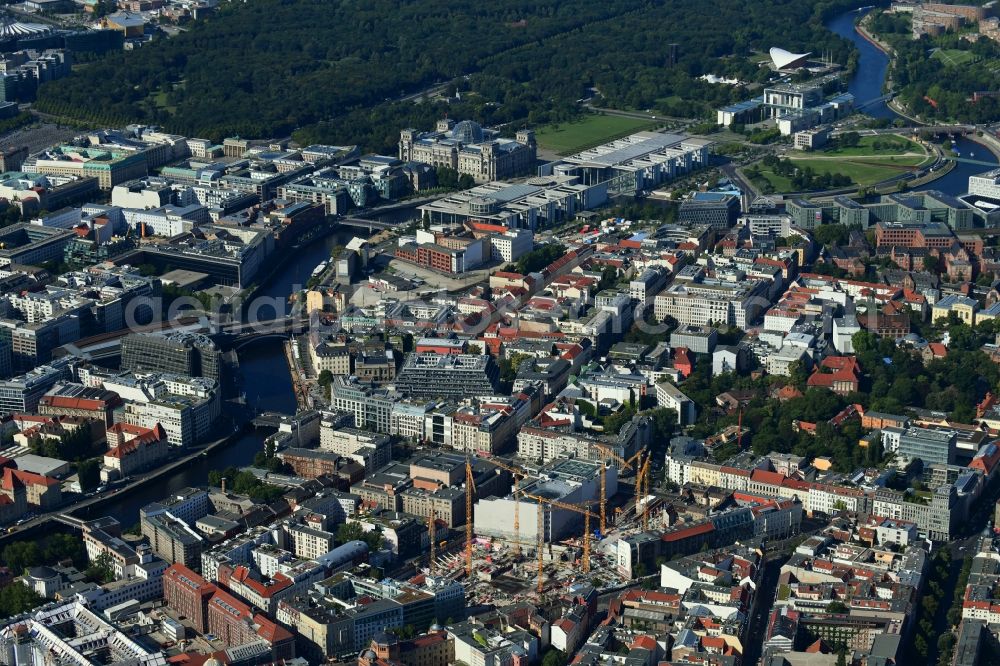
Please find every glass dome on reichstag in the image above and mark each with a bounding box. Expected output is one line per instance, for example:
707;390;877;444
452;120;485;144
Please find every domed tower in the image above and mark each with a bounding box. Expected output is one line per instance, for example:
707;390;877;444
452;120;485;144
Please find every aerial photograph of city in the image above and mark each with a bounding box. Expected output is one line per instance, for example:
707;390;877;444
4;0;1000;664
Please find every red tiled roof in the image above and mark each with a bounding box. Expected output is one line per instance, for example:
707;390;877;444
492;271;524;280
39;395;119;410
750;469;786;486
554;618;576;632
209;587;252;619
2;467;58;490
253;613;293;643
631;635;658;651
774;385;803;400
231;565;293;598
662;521;714;542
807;356;861;390
164;564;215;597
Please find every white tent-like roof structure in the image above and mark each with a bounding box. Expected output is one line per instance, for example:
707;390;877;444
0;16;51;40
769;47;811;70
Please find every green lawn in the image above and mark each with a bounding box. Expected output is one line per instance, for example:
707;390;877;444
787;156;924;187
755;134;932;190
932;49;977;67
754;150;930;192
812;134;921;157
754;168;795;193
535;114;655;155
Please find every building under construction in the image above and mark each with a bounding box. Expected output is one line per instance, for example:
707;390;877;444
473;458;617;544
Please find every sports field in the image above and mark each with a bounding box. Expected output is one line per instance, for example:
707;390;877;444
932;49;976;67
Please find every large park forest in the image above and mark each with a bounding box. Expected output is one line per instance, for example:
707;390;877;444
869;11;1000;123
37;0;860;150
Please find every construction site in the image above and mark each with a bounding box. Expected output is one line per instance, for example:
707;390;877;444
420;446;662;608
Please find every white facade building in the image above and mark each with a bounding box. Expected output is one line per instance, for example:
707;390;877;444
969;168;1000;200
656;381;696;425
489;229;533;262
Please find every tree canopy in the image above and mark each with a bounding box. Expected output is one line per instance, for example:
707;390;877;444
515;244;566;275
208;466;286;502
871;12;1000;123
337;521;384;552
37;0;861;148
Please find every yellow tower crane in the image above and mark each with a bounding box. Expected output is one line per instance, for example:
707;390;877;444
465;455;476;577
593;444;648;532
524;493;600;573
638;453;653;531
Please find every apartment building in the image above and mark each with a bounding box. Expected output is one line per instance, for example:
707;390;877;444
517;414;648;464
285;521;337;560
629;267;668;308
401;486;464;528
319;422;392;472
0;358;74;414
654;279;771;328
656;381;697;425
101;421;169;482
141;511;204;567
394;353;500;398
117;375;221;447
329;377;398;433
310;342;352;376
450;405;518;454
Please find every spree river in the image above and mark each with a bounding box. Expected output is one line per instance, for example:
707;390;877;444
825;8;998;195
95;230;358;527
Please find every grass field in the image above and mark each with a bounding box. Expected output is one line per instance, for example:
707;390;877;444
788;156;924;187
755;168;795;192
535;115;655;155
813;134;921;157
932;49;977;67
752;134;933;191
755;153;931;192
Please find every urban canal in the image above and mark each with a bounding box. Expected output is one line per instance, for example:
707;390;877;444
85;229;360;527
